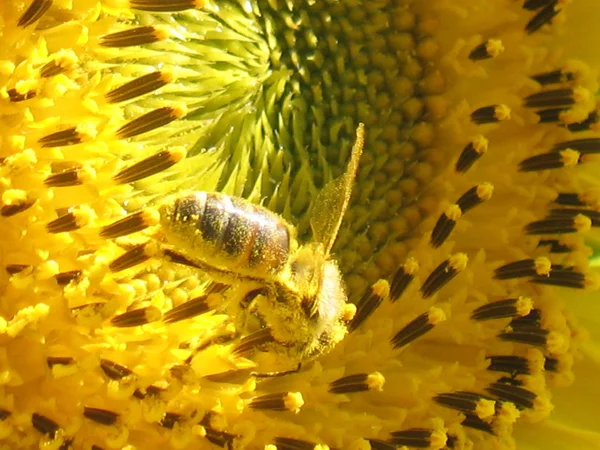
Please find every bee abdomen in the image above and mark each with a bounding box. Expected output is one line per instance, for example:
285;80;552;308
164;192;291;276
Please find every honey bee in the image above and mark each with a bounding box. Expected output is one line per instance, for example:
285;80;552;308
158;124;365;371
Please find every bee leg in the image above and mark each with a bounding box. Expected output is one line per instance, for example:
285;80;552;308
251;363;302;378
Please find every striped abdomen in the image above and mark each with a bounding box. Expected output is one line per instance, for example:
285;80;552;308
160;192;292;278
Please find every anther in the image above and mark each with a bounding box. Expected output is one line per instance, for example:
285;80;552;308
100;359;134;380
510;308;542;328
494;257;551;280
462;414;494;434
434;392;496;419
160;412;184;429
112;148;185;184
530;267;586;289
421;253;467;298
523;0;556;10
524;214;591;235
7;88;36;102
471;297;533;321
524;88;576;109
106;71;173;104
39;127;88;148
83;407;119;426
248;392;304;413
163;294;212;324
129;0;204;12
46;356;75;368
430;205;460;249
1;199;34;217
390;307;446;349
388;428;439;448
18;0;52;27
519;149;580;171
552;138;600;154
5;264;30;275
232;329;274;356
471;105;510;124
47;212;82;234
536;107;565;123
530;68;574;86
328;372;385;394
111;306;161;327
389;257;419;302
537;239;571;253
0;409;11;421
498;327;549;347
44;166;95;187
100;210;160;239
205;427;237;448
567;111;598;132
367;440;396;450
485;382;536;409
133;385;165;399
55;270;82;286
349;279;389;332
100;26;168;48
526;1;562;34
272;437;321;450
554;193;586;207
108;243;155;272
455;136;488;173
468;39;504;61
116;106;186;139
487;355;530;375
40;61;65;78
457;183;494;212
31;412;60;436
544;357;559;372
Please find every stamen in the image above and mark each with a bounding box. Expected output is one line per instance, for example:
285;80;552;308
389;257;419;302
457;183;494;212
471;297;533;321
108;243;155;272
462;414;494;434
39;127;86;148
111;306;161;327
524;214;591;235
46;356;75;368
530;267;586;289
160;412;184;429
367;440;396;450
40;61;65;78
44;166;95;187
83;407;119;425
390;307;446;349
55;270;82;285
455;136;488;173
430;205;460;249
205;427;236;448
552;137;600;153
349;279;389;332
548;208;600;226
163;294;212;323
46;210;91;233
510;308;542;328
112;148;185;184
129;0;204;13
100;359;134;380
116;106;186;139
6;264;30;275
485;382;536;409
133;385;165;399
272;437;322;450
468;39;504;61
523;0;556;10
530;68;574;86
0;409;11;421
486;355;530;375
100;26;168;48
434;392;496;419
524;88;575;108
106;71;173;104
18;0;52;27
544;357;559;372
421;253;467;298
100;210;160;239
554;193;586;206
232;328;274;356
498;327;549;347
526;1;562;34
536;107;565;123
31;412;60;436
7;88;36;102
1;199;34;217
388;428;439;448
494;257;551;280
537;239;571;253
248;392;304;413
567;111;598;132
328;372;385;394
471;105;510;124
519;149;581;171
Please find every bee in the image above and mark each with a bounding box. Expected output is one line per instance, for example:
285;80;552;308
158;124;365;371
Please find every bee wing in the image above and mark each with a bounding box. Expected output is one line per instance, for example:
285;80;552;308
310;124;365;255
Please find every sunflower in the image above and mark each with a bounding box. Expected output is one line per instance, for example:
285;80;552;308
1;0;599;449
